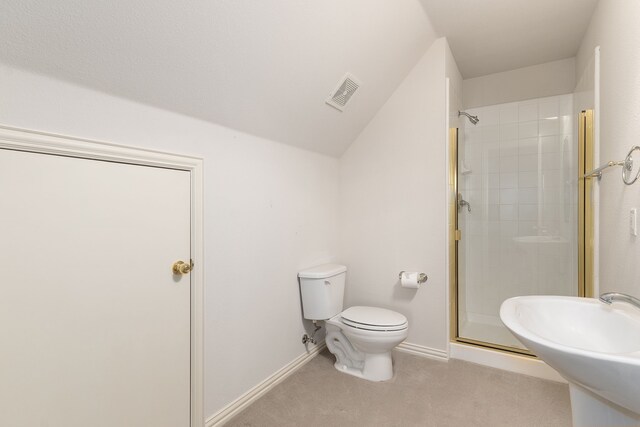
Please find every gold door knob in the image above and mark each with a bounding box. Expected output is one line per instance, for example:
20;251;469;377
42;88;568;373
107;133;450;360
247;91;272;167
172;260;194;275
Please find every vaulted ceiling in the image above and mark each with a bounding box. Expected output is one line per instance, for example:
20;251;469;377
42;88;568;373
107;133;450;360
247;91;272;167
0;1;599;157
0;0;437;156
420;0;599;78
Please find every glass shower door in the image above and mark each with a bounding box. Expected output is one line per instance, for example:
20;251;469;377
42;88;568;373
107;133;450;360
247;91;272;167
455;94;579;351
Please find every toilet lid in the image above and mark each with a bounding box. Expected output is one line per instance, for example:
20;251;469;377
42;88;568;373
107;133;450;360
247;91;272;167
341;306;408;331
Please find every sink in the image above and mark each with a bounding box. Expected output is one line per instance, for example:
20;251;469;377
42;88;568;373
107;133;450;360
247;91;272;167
500;296;640;426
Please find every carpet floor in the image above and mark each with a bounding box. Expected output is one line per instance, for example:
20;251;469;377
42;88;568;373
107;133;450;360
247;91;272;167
226;348;571;426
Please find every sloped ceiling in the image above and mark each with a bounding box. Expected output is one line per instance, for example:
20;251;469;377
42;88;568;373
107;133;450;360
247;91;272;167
420;0;599;78
0;0;437;157
0;1;600;156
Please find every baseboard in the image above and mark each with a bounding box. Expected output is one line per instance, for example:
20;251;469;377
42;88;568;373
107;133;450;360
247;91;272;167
205;342;326;427
450;342;566;383
396;341;449;361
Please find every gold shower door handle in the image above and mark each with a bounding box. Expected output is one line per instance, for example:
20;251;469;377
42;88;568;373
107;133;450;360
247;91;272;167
172;259;194;275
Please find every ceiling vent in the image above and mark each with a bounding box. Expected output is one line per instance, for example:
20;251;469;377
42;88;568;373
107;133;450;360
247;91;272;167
325;73;361;111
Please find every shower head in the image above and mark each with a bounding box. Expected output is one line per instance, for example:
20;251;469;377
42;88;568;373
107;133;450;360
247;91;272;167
458;111;479;125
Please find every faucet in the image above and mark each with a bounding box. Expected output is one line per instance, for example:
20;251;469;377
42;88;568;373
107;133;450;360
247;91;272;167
599;292;640;310
457;193;471;213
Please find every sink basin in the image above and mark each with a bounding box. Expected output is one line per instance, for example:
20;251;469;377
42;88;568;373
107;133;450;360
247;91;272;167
501;296;640;426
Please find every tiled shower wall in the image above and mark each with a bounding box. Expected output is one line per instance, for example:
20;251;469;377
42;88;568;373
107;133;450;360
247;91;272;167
459;94;578;323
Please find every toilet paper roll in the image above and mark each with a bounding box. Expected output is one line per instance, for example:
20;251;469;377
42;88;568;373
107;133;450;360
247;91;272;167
400;271;421;289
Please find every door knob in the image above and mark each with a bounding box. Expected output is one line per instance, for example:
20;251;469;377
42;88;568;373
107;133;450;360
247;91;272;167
172;260;194;275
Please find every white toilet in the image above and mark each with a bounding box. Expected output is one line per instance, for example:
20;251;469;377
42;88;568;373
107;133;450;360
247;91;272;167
298;263;408;381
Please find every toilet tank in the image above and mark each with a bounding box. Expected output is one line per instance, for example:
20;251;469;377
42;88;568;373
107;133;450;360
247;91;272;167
298;264;347;320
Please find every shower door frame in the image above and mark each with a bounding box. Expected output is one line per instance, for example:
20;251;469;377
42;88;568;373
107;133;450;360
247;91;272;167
578;110;595;299
449;110;595;355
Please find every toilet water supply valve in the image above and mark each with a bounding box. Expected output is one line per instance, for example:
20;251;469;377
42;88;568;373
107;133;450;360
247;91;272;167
302;321;322;345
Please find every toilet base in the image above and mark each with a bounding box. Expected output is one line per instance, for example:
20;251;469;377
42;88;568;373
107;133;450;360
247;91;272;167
324;315;407;382
333;351;394;382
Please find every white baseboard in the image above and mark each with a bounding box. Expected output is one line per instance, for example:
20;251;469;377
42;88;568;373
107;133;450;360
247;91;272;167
396;341;449;361
205;342;326;427
450;342;566;383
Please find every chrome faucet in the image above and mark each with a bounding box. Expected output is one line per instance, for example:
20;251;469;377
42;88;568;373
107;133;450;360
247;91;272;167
457;193;471;213
599;292;640;310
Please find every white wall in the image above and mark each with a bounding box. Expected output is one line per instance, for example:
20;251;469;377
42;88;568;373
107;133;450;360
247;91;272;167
576;0;640;298
463;58;576;109
0;64;339;419
338;38;451;353
446;39;464;130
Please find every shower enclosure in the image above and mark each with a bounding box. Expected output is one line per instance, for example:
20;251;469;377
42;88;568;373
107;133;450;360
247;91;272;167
451;95;593;353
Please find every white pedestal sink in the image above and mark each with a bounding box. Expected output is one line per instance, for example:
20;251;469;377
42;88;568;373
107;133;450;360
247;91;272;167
500;296;640;427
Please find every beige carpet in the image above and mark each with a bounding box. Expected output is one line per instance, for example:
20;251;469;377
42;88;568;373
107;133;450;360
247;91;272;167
226;348;571;427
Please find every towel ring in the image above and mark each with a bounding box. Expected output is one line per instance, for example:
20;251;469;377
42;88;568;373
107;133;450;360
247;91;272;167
622;146;640;185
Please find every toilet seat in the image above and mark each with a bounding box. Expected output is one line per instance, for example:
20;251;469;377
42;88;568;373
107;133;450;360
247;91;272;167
340;306;408;332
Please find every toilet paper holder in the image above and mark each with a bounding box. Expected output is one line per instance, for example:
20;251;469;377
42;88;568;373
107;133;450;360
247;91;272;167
398;271;428;284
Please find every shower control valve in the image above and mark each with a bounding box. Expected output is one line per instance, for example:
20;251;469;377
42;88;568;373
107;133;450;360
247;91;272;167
457;193;471;213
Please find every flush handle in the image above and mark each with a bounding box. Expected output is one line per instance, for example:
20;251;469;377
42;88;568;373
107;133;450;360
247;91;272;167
172;259;194;275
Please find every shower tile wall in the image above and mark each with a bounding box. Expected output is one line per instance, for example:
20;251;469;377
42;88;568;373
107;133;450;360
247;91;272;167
459;94;577;343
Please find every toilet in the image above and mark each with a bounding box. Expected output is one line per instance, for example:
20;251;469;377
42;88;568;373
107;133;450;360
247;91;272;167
298;263;408;381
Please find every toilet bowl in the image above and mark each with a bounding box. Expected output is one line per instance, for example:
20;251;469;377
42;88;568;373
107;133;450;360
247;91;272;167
298;263;409;382
325;306;408;381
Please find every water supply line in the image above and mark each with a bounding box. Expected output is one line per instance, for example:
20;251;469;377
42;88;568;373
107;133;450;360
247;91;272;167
302;320;322;345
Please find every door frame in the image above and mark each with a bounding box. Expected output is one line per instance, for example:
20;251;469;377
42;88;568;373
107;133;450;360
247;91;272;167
448;110;595;356
0;125;205;427
448;127;533;356
578;110;595;298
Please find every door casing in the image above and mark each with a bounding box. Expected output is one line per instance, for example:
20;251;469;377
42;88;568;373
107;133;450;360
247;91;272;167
0;125;205;427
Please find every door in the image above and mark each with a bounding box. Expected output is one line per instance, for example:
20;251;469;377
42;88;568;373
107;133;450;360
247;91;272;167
0;148;192;426
451;96;586;354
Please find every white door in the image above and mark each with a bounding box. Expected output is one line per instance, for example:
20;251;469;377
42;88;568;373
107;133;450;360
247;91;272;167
0;148;192;427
